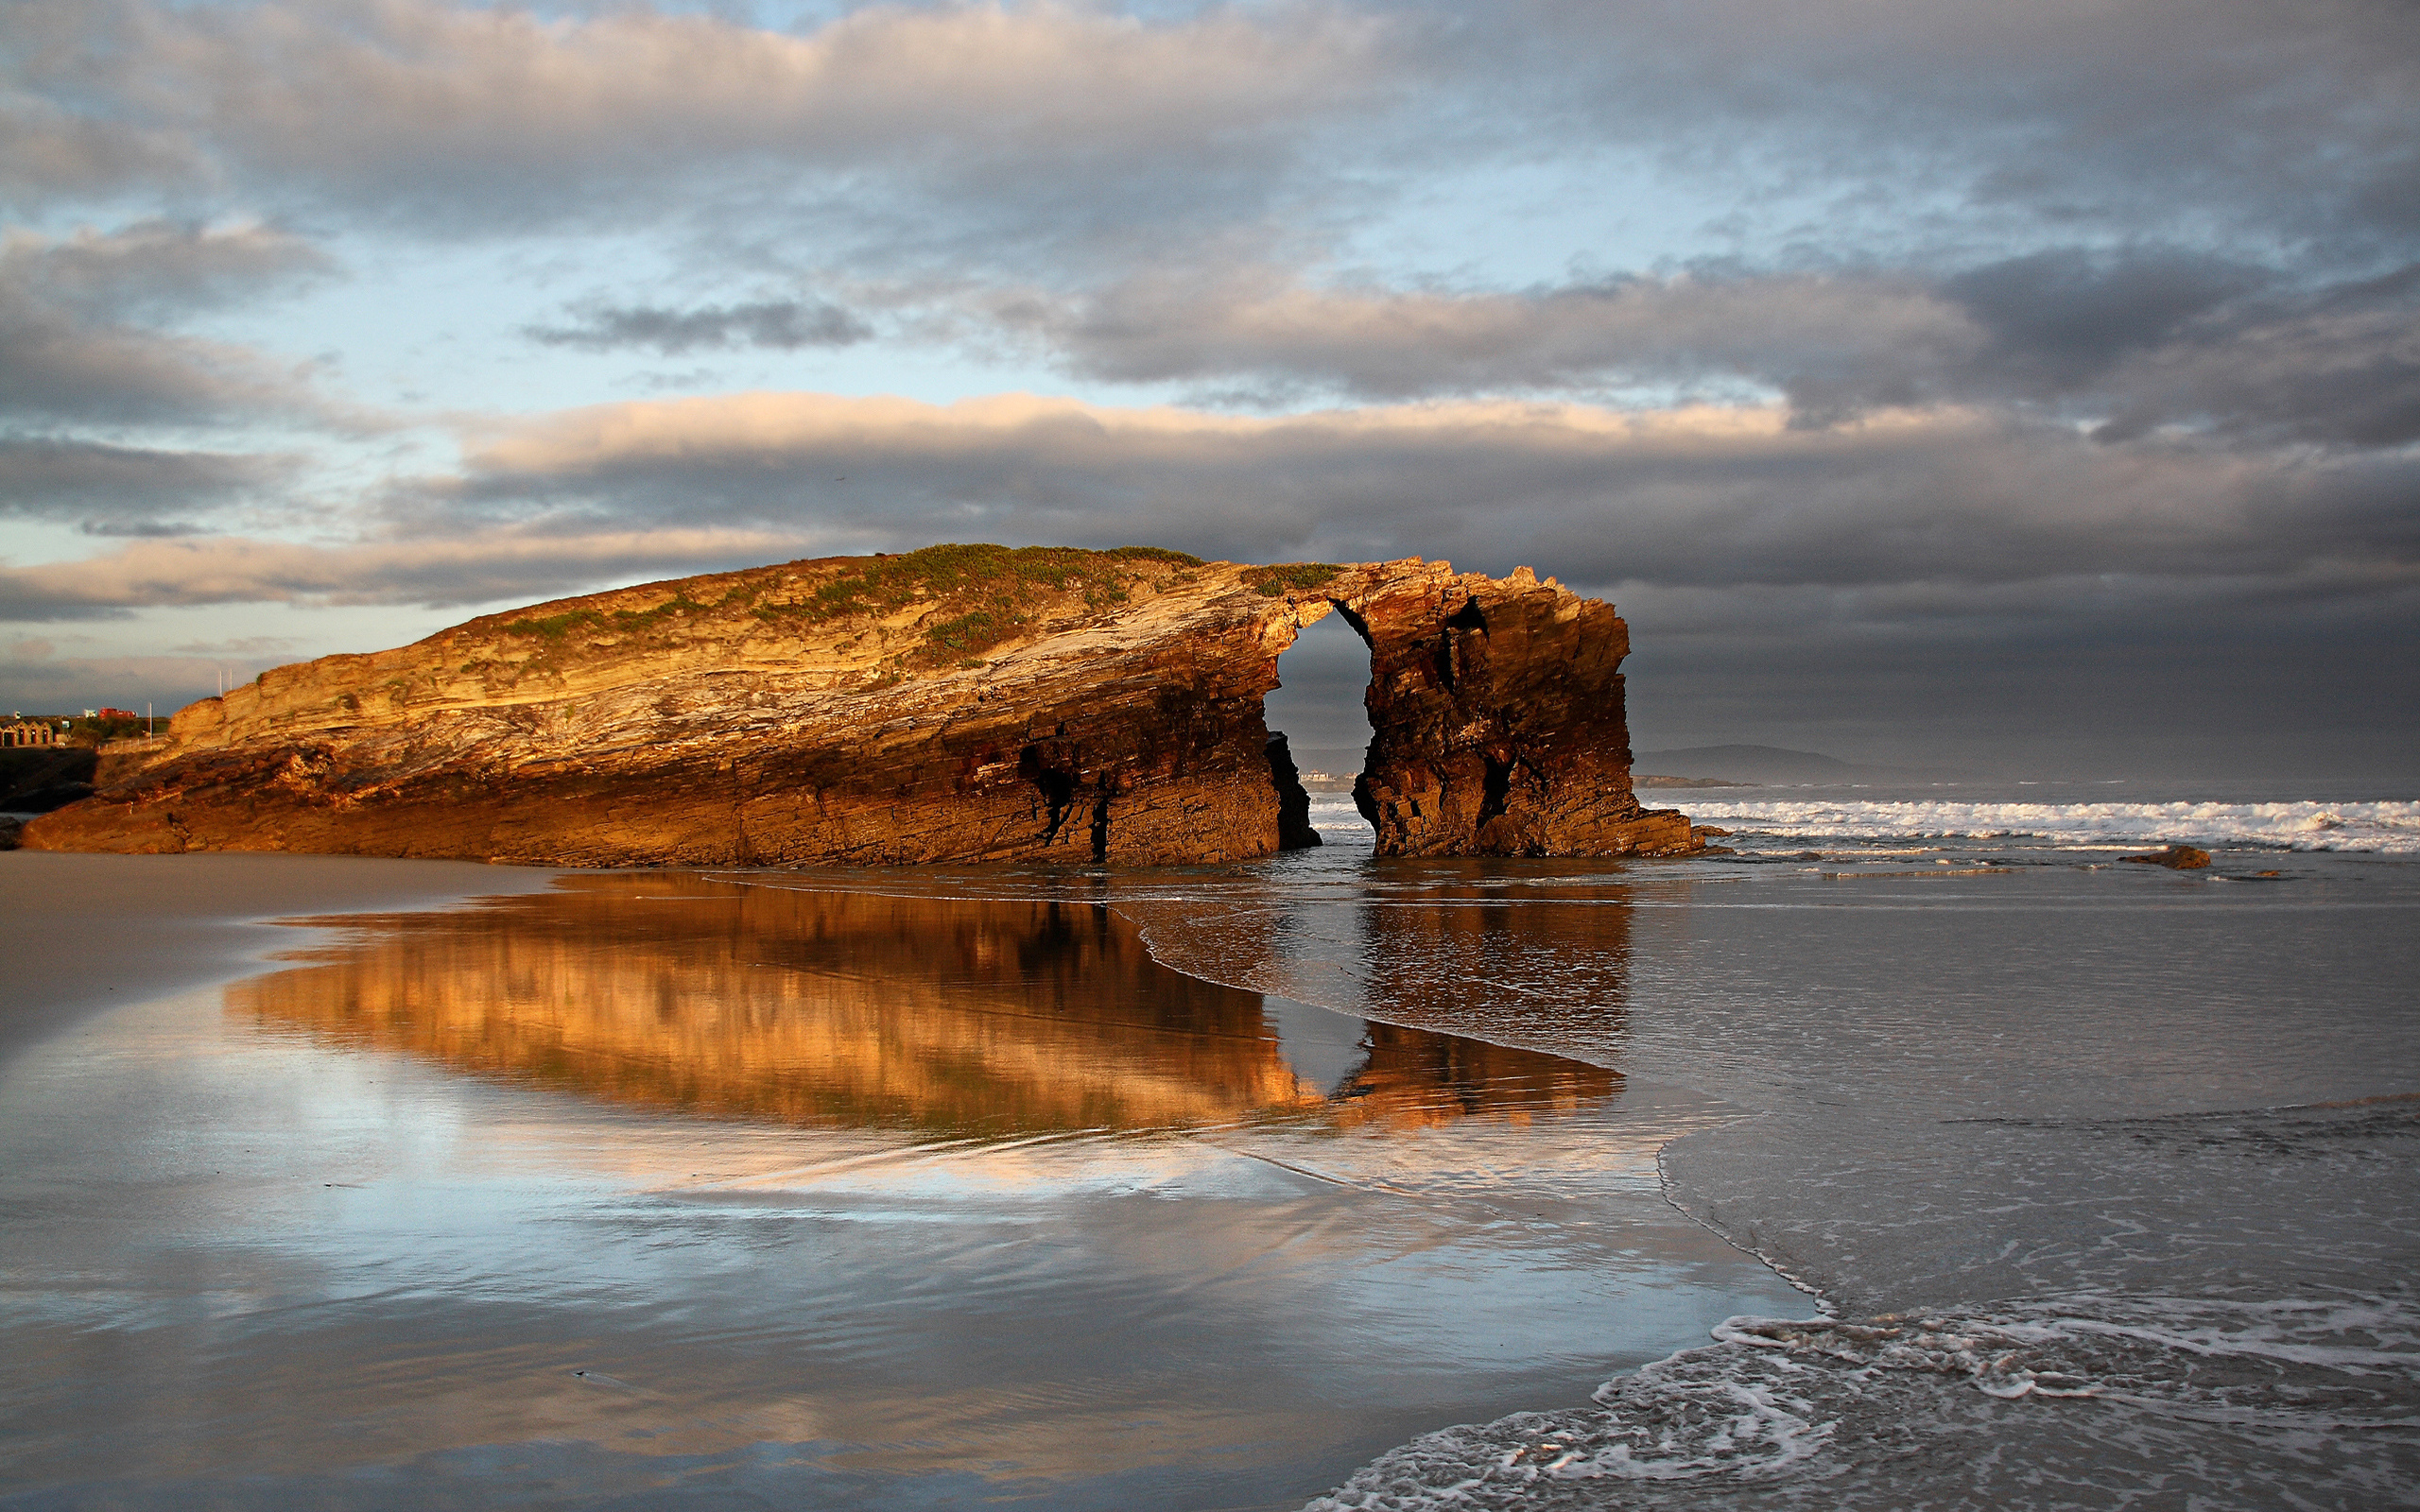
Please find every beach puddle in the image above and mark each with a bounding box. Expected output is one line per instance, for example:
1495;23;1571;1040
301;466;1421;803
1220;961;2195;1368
0;867;1798;1511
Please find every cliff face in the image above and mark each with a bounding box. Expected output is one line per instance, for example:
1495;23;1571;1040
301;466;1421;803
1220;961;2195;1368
24;544;1700;865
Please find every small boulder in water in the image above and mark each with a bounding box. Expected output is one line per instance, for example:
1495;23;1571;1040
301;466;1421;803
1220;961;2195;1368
2121;845;2211;869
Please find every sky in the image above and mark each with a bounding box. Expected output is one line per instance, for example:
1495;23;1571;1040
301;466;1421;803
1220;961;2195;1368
2;0;2414;781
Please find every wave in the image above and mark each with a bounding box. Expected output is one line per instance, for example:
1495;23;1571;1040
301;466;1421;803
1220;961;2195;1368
1673;798;2420;854
1305;1293;2420;1509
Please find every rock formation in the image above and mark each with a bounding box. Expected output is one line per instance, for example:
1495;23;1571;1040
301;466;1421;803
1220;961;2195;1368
2120;845;2212;870
24;544;1702;865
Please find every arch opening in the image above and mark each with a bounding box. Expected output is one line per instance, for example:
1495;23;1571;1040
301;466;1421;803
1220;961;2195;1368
1262;602;1376;853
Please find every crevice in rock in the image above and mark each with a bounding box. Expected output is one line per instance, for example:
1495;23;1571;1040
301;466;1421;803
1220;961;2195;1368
1019;744;1077;845
1266;732;1321;851
1477;752;1513;830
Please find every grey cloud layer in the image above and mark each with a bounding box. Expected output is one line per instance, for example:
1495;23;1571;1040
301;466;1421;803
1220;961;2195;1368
13;389;2405;637
7;0;1395;248
0;437;288;530
527;300;873;355
0;525;816;620
0;221;334;427
1461;0;2420;255
434;394;2416;593
979;252;2420;446
16;0;2408;266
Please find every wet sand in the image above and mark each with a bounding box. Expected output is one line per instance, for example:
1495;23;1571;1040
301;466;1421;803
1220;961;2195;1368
0;853;1798;1509
0;851;565;1070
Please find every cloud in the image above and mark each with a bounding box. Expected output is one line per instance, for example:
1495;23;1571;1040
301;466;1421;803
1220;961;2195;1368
1461;0;2420;256
440;389;2420;593
0;646;293;714
0;524;821;620
4;218;330;318
0;437;292;529
952;251;2420;449
26;388;2408;627
9;0;1395;242
985;266;1977;403
0;221;338;426
526;299;873;355
2076;261;2420;446
164;634;299;656
1609;571;2420;780
18;0;2406;261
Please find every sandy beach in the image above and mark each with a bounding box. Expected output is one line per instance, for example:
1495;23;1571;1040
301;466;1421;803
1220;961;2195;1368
0;844;1800;1510
0;852;566;1072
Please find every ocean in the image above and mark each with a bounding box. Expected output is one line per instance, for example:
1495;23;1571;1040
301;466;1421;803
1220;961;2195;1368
0;782;2412;1507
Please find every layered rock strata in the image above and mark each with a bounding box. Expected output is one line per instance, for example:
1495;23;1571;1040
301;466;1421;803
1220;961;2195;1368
25;544;1700;865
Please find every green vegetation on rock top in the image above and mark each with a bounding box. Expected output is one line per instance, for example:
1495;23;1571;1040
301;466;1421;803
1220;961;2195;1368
502;591;712;642
748;543;1202;668
1242;562;1341;597
495;543;1255;672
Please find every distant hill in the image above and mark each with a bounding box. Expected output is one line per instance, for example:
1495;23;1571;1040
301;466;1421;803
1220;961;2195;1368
1633;744;1910;785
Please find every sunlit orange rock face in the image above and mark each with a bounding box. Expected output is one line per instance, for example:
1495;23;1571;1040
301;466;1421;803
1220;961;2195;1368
26;544;1698;864
228;876;1616;1136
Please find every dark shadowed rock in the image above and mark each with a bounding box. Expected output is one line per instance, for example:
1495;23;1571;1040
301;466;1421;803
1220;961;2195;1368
1265;732;1322;852
2121;845;2213;869
0;747;97;814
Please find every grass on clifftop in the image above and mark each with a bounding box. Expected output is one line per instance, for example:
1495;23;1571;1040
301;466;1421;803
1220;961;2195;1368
498;544;1343;673
1242;562;1340;596
502;592;711;644
746;544;1202;668
502;544;1204;670
769;544;1196;624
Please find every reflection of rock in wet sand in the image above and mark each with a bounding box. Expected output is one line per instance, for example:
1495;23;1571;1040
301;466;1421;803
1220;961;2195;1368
234;876;1309;1133
1354;872;1633;1060
1337;1023;1617;1128
231;875;1617;1136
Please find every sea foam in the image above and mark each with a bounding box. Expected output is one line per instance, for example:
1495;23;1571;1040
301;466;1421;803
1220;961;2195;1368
1676;798;2420;853
1305;1293;2420;1510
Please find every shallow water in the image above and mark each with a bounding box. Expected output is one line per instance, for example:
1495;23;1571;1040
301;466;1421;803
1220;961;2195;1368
0;871;1796;1510
1260;796;2420;1508
4;788;2414;1510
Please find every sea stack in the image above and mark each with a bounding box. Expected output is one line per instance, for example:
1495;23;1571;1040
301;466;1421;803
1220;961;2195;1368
22;546;1700;866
